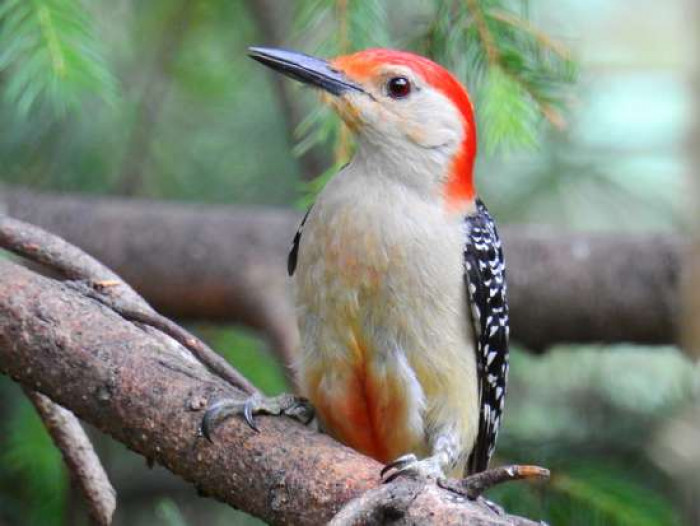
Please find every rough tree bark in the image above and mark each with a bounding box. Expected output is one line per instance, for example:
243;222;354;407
2;186;301;368
0;259;540;525
2;187;683;357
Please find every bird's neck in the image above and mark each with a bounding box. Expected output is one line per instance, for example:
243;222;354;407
350;137;476;215
445;144;476;210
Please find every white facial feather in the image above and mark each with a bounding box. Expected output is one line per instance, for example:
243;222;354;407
338;66;465;196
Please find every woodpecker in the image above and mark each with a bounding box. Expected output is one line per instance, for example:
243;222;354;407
204;47;509;483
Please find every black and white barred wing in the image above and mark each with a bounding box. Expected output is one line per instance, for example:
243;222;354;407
464;199;510;475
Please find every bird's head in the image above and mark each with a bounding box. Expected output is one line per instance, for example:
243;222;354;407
249;47;477;209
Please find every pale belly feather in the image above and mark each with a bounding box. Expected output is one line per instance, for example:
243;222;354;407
293;174;479;466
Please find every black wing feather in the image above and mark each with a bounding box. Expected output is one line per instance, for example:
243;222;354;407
464;199;510;475
290;164;349;276
288;207;312;276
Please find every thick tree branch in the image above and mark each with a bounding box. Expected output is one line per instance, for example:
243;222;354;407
2;187;301;368
504;227;681;352
1;187;683;354
438;465;550;499
0;215;256;395
0;259;538;525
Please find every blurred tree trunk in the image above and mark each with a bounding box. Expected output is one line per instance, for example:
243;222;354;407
1;187;683;360
682;0;700;361
665;1;700;523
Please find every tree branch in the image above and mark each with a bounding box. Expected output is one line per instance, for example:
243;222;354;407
329;477;538;526
0;215;257;395
1;187;683;354
0;258;538;525
24;389;116;526
504;226;681;352
438;465;550;499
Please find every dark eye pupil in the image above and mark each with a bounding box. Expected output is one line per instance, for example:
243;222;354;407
387;77;410;98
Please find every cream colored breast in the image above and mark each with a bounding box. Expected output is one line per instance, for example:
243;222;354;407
293;168;469;366
292;165;480;466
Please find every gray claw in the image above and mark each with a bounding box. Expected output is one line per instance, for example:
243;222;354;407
200;400;226;442
199;393;315;441
480;497;505;515
381;454;417;480
199;420;212;442
383;470;404;484
243;398;259;432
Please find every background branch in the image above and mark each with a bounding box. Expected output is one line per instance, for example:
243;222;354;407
1;186;683;356
24;389;116;526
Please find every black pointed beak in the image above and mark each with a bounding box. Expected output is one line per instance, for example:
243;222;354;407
248;46;364;96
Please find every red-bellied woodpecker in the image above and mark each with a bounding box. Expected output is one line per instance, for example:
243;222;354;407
203;47;509;484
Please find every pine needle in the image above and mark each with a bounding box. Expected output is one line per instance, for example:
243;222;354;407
0;0;118;118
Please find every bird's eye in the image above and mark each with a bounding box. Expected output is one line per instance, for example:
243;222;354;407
386;76;411;99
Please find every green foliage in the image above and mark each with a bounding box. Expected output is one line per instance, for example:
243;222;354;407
293;0;576;204
135;1;300;204
156;498;189;526
293;0;390;203
294;111;341;208
482;121;684;233
1;393;66;526
0;0;117;118
490;461;681;526
552;465;681;526
480;66;540;151
487;346;694;525
418;0;576;153
294;0;390;55
295;160;341;209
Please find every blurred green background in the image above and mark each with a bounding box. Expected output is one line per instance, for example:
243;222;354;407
0;0;698;524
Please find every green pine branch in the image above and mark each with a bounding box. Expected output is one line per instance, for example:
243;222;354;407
418;0;577;153
292;0;390;206
0;0;118;118
286;0;576;203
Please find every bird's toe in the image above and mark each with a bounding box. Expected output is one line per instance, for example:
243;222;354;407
199;393;315;441
381;454;444;483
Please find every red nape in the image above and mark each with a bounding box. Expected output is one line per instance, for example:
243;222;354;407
445;137;476;208
332;48;478;206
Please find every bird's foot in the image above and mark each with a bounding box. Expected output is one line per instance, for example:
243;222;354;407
200;392;314;440
380;454;445;484
438;464;550;500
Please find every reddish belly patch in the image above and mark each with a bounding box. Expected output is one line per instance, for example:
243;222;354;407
306;339;410;464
